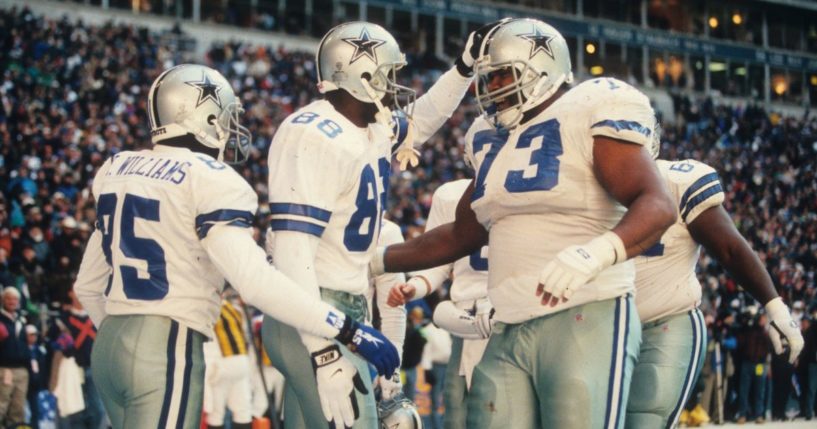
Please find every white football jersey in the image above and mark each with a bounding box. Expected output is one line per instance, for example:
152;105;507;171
634;159;725;323
424;179;489;305
91;145;257;335
267;100;392;295
465;78;656;324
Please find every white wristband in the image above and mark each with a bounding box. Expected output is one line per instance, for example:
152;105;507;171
586;231;627;268
764;297;788;319
407;276;432;300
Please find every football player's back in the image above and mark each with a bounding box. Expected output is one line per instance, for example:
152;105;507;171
634;159;723;323
93;146;256;334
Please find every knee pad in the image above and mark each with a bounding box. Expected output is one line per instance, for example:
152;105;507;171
627;363;677;417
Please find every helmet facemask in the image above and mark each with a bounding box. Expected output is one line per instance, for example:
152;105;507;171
361;60;416;131
216;101;252;165
475;58;539;130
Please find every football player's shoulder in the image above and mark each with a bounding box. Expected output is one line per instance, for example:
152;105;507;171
189;153;255;200
572;77;649;106
465;116;494;142
276;100;366;160
433;179;471;206
660;159;719;188
91;152;127;197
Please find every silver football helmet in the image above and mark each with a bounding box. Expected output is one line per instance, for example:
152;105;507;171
474;18;573;130
147;64;251;164
316;22;416;125
378;393;422;429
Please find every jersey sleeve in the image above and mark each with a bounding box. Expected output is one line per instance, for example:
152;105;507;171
409;66;473;147
191;157;258;240
665;159;725;224
267;122;356;238
588;78;656;147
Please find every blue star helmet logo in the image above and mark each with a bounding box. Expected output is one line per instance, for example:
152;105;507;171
342;27;387;65
518;26;556;60
185;73;222;108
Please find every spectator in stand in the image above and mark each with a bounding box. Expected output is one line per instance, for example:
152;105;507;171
26;324;47;429
58;289;104;429
0;286;30;427
734;311;771;423
800;315;817;421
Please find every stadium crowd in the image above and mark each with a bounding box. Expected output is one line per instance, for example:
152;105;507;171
0;5;816;428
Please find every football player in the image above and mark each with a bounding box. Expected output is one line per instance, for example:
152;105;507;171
625;152;803;428
386;177;491;429
367;216;407;403
73;64;398;429
371;18;678;428
262;20;504;429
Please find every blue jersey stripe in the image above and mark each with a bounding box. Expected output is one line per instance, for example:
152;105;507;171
678;173;719;213
157;320;179;429
681;184;723;223
269;219;326;237
269;203;332;222
591;120;652;137
195;209;254;228
197;219;252;239
195;209;254;239
175;329;194;429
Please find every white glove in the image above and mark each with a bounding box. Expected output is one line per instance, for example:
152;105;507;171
537;232;625;306
311;345;368;428
432;300;494;340
474;307;494;339
377;371;402;401
765;297;804;364
455;18;512;76
392;116;419;171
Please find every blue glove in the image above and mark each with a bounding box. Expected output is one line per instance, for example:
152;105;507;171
335;318;399;376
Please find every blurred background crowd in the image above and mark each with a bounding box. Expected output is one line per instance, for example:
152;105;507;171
0;5;816;428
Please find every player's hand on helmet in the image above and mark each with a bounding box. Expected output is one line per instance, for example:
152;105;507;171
765;297;804;364
335;317;400;376
311;345;368;429
376;370;403;401
536;232;623;307
387;283;416;307
392;111;419;170
456;18;513;77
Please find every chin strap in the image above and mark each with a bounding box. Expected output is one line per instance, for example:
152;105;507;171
361;78;395;132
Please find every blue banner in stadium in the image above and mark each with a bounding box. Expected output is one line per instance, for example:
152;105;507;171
358;0;817;72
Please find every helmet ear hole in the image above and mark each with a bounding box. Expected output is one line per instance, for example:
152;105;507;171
361;72;372;81
207;114;217;125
